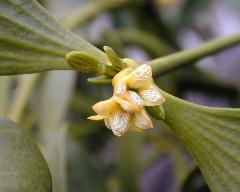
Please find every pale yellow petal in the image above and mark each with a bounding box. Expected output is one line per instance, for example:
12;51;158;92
125;114;143;133
132;64;152;81
114;82;127;96
139;86;165;106
87;115;106;120
112;67;133;87
113;95;140;113
122;58;140;68
92;98;118;116
133;110;153;129
104;118;111;129
113;67;133;96
127;91;143;107
110;110;130;137
125;64;152;89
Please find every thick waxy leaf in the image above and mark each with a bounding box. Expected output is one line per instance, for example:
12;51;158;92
161;90;240;192
0;0;109;75
0;118;52;191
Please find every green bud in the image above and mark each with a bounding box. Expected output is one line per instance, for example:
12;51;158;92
103;46;126;71
87;75;112;84
65;51;117;77
65;51;105;73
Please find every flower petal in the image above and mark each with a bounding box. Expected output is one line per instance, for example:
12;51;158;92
112;67;133;96
125;64;152;89
92;98;118;115
112;67;133;87
87;115;106;120
110;110;130;137
114;83;127;96
113;96;140;113
122;58;140;68
127;91;143;107
133;110;153;129
139;86;165;106
104;118;111;129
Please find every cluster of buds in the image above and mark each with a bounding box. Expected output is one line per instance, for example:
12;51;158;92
88;62;165;137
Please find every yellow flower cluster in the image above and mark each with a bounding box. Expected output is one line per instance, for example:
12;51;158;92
88;63;165;137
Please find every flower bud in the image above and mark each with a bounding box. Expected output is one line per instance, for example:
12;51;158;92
139;85;165;106
125;64;152;89
110;110;130;137
133;110;153;130
104;46;126;71
65;51;116;76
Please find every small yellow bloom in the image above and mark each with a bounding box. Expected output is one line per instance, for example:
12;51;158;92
88;95;151;136
88;63;165;137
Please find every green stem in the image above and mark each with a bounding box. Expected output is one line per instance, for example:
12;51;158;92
148;33;240;77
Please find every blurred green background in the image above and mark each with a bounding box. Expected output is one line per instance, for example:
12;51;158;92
1;0;240;191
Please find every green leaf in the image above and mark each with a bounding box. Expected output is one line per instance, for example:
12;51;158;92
0;0;109;75
0;117;52;191
161;90;240;192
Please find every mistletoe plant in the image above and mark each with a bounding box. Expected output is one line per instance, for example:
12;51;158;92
0;0;240;191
